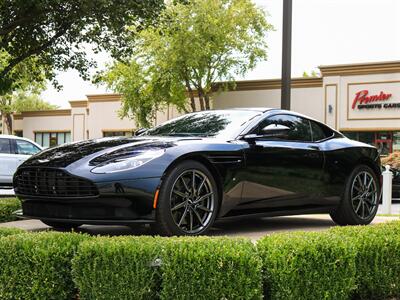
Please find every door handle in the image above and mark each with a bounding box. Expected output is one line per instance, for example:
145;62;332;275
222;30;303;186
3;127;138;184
308;145;320;150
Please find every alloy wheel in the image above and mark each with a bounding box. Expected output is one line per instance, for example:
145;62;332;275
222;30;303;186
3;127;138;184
351;171;378;220
169;169;215;234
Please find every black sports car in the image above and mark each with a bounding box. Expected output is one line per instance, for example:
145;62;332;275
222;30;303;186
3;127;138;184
14;108;381;235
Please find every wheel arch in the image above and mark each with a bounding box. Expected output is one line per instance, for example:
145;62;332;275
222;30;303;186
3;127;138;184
356;157;382;185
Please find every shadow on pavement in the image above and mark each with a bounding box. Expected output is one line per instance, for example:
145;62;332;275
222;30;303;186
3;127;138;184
65;215;336;239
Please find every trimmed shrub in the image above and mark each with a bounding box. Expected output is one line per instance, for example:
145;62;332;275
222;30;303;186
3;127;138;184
330;221;400;299
257;231;356;300
0;198;21;222
0;231;88;300
0;227;24;237
72;236;161;300
160;237;263;300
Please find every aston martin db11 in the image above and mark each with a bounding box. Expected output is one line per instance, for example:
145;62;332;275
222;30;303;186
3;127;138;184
14;108;381;235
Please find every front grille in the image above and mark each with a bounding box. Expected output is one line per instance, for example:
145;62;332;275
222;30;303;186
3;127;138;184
14;168;98;197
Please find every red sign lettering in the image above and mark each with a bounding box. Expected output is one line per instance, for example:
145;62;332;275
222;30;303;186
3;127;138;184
352;90;392;109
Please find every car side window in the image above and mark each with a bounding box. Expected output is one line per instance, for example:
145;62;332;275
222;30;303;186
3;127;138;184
0;138;11;154
257;114;312;142
16;140;41;155
309;120;334;142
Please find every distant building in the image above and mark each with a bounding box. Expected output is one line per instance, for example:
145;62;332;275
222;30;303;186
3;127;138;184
2;60;400;154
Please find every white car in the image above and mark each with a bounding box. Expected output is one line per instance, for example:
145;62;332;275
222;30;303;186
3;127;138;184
0;135;43;188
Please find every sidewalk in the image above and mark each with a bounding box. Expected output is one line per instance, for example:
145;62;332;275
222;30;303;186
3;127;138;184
0;212;398;241
0;188;15;197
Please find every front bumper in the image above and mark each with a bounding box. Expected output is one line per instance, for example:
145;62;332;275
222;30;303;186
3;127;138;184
17;177;161;224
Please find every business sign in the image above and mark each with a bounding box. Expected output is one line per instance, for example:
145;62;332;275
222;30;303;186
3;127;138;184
347;81;400;120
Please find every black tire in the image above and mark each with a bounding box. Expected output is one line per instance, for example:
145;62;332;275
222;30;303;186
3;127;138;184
41;220;82;230
330;165;380;226
153;160;219;236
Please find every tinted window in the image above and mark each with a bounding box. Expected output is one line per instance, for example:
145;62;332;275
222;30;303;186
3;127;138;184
0;138;11;154
145;110;260;138
310;120;333;141
16;140;41;155
257;114;312;142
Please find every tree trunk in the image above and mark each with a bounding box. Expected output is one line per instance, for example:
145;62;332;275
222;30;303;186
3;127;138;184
198;92;205;111
185;79;196;112
4;112;12;134
204;93;211;110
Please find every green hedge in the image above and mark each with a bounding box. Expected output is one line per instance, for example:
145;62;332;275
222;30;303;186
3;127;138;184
257;232;356;300
72;236;161;300
160;237;262;300
0;231;88;300
2;221;400;299
0;198;21;222
0;227;24;237
330;221;400;300
72;236;262;300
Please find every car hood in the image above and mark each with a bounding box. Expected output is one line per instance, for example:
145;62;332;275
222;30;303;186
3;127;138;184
20;136;187;168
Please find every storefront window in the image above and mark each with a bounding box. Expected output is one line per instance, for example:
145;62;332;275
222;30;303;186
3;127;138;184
343;132;358;140
394;132;400;152
103;131;134;137
13;130;23;137
35;132;71;148
342;131;397;155
358;132;375;146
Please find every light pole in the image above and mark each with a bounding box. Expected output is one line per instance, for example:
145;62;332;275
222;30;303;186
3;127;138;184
281;0;292;110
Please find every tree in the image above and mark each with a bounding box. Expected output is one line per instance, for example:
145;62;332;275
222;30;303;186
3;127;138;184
12;92;58;113
0;81;57;134
100;0;273;127
0;0;165;95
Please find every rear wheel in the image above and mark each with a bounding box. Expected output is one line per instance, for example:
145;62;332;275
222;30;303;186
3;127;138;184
330;165;379;225
41;220;82;230
153;160;219;236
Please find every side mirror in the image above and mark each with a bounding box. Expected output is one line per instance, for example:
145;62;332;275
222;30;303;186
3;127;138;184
243;124;290;141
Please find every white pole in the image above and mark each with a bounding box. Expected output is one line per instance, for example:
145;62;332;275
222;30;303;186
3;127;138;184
382;165;393;214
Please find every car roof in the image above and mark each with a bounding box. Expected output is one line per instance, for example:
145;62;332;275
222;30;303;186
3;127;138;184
231;107;273;112
0;134;43;148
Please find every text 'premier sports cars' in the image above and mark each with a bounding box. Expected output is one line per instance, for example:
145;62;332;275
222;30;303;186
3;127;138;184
14;109;381;235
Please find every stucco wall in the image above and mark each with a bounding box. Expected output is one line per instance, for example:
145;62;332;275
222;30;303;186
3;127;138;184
213;87;324;122
22;115;72;141
87;101;137;139
336;73;400;131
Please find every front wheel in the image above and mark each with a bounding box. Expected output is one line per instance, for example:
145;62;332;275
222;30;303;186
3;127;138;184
153;160;219;236
330;165;380;226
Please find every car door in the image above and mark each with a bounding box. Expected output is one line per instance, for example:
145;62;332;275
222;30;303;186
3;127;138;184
0;138;16;185
240;114;325;210
13;139;42;168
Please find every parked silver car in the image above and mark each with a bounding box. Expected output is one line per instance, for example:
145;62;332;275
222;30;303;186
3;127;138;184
0;135;42;188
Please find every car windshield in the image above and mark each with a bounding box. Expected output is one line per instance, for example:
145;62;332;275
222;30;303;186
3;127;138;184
144;110;261;138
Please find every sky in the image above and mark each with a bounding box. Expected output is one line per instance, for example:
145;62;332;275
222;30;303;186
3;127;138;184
41;0;400;108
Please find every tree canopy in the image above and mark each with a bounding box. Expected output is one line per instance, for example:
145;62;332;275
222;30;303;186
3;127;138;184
100;0;273;127
0;0;165;95
0;84;57;134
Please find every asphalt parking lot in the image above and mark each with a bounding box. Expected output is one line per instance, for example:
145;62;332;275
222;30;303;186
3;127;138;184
1;213;398;241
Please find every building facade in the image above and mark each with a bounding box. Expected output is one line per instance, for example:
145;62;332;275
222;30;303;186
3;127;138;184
1;61;400;154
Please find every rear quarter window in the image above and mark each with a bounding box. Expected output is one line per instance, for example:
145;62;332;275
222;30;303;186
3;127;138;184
310;121;334;142
0;138;11;154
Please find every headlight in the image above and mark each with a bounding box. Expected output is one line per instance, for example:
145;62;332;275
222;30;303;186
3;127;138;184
91;149;165;174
